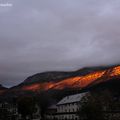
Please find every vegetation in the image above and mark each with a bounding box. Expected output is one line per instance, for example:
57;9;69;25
78;92;104;120
78;90;120;120
35;93;50;120
17;96;36;120
0;108;10;120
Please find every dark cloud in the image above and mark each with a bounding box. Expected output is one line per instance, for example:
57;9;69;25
0;0;120;87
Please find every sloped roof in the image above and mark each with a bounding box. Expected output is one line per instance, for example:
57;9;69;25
57;92;87;105
48;104;57;109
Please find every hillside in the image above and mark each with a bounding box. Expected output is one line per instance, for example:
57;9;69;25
0;84;8;95
15;65;120;91
2;65;120;100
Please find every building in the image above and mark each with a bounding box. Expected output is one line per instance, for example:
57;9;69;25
33;104;41;120
45;105;57;120
0;102;20;120
56;93;86;120
0;102;42;120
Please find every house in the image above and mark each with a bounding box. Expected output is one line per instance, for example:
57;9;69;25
0;102;42;120
45;104;57;120
56;92;87;120
0;102;20;120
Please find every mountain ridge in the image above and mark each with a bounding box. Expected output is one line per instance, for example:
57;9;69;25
22;65;115;84
1;64;120;100
0;84;8;95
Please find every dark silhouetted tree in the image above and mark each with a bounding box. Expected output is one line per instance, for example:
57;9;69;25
0;108;10;120
17;96;36;120
78;93;105;120
36;93;50;120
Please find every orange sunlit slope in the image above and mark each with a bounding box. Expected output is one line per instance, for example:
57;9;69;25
110;66;120;76
22;66;120;91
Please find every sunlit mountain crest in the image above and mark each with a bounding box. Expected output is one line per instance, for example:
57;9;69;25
110;66;120;76
21;65;120;91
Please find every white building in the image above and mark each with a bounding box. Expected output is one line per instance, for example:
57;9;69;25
56;93;86;120
45;104;57;120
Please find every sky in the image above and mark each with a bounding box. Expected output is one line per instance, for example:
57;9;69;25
0;0;120;87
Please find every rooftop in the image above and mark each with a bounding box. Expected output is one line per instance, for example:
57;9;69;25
57;92;87;105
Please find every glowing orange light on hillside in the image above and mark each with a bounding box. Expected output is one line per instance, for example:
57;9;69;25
22;66;120;92
52;76;81;89
22;84;40;91
22;82;55;91
110;66;120;76
47;71;105;89
78;71;105;87
22;71;106;91
44;82;54;90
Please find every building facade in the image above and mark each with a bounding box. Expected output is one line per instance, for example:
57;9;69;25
45;105;57;120
0;102;20;120
56;93;86;120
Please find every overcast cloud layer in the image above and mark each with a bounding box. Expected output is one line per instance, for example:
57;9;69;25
0;0;120;87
